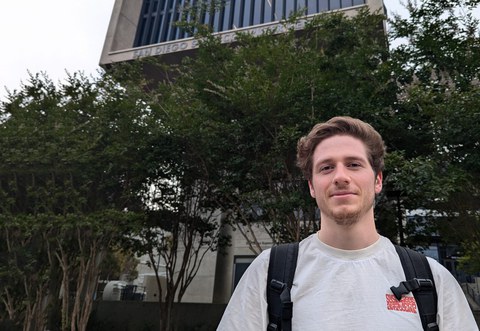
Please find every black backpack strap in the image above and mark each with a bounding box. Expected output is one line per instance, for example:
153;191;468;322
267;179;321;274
267;242;299;331
391;245;439;331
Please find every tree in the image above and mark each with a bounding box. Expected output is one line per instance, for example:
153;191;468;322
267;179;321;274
0;72;153;331
107;111;225;330
0;215;51;331
127;200;222;331
101;62;227;331
97;247;139;282
387;0;480;254
151;9;398;253
147;2;480;259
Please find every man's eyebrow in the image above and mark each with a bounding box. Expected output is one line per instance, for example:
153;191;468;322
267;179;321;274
314;155;367;165
343;156;368;162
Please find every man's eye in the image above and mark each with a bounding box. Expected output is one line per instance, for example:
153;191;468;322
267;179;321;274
348;163;361;168
320;165;333;172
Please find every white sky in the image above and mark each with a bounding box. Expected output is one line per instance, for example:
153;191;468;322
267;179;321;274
0;0;443;102
0;0;115;102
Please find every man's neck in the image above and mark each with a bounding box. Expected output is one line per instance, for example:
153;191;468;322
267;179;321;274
317;216;379;250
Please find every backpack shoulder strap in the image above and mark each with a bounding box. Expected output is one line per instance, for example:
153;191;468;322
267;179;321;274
391;245;439;331
267;242;299;331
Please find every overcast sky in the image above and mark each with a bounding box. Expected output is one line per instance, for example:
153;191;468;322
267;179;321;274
0;1;414;102
0;0;115;102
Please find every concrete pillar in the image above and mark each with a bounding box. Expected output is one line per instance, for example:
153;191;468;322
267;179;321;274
212;218;234;304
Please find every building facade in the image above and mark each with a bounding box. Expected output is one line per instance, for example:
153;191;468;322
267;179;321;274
100;0;385;66
100;0;386;304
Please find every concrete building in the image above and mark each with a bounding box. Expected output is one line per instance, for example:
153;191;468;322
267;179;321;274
100;0;386;304
100;0;385;67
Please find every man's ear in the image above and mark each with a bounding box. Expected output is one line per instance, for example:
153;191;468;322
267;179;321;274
308;180;316;198
375;171;383;194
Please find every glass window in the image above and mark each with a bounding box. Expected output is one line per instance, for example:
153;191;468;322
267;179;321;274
318;0;328;12
152;15;162;43
171;0;182;39
223;1;232;30
204;10;211;26
330;0;341;10
162;12;172;41
253;0;262;24
183;0;194;38
243;0;252;27
353;0;365;5
274;0;284;20
341;0;353;8
198;4;206;25
233;257;255;289
164;0;176;41
213;8;221;32
205;0;216;28
286;0;297;18
141;0;157;45
142;0;151;15
264;0;273;23
153;0;160;12
233;0;242;28
295;0;305;15
307;0;317;14
135;18;147;46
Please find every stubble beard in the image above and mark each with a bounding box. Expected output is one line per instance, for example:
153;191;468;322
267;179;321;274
332;211;361;227
325;196;375;227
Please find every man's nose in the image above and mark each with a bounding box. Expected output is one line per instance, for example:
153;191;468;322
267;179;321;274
333;165;350;185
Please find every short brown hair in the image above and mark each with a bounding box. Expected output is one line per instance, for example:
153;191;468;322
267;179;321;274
296;116;386;181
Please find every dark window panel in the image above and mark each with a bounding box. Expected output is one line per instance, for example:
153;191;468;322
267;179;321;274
273;0;283;20
319;0;328;12
253;0;262;24
223;0;233;30
134;0;368;47
307;0;318;14
233;0;242;28
285;0;294;18
243;0;252;27
264;0;274;23
212;7;221;32
330;0;341;10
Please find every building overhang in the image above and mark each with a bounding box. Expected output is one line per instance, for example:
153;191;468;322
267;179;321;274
99;0;385;68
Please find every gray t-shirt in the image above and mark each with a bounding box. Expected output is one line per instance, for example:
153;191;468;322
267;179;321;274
217;234;478;330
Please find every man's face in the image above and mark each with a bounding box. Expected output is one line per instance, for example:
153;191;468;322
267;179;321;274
308;135;383;226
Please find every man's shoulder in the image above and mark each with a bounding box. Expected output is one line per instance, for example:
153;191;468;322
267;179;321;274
298;232;320;250
425;255;454;279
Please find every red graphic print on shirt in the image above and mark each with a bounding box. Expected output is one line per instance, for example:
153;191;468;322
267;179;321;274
386;294;417;313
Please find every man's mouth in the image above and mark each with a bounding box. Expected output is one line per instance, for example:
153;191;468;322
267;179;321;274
331;191;356;197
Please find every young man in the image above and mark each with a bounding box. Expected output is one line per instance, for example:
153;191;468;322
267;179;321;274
217;116;478;330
